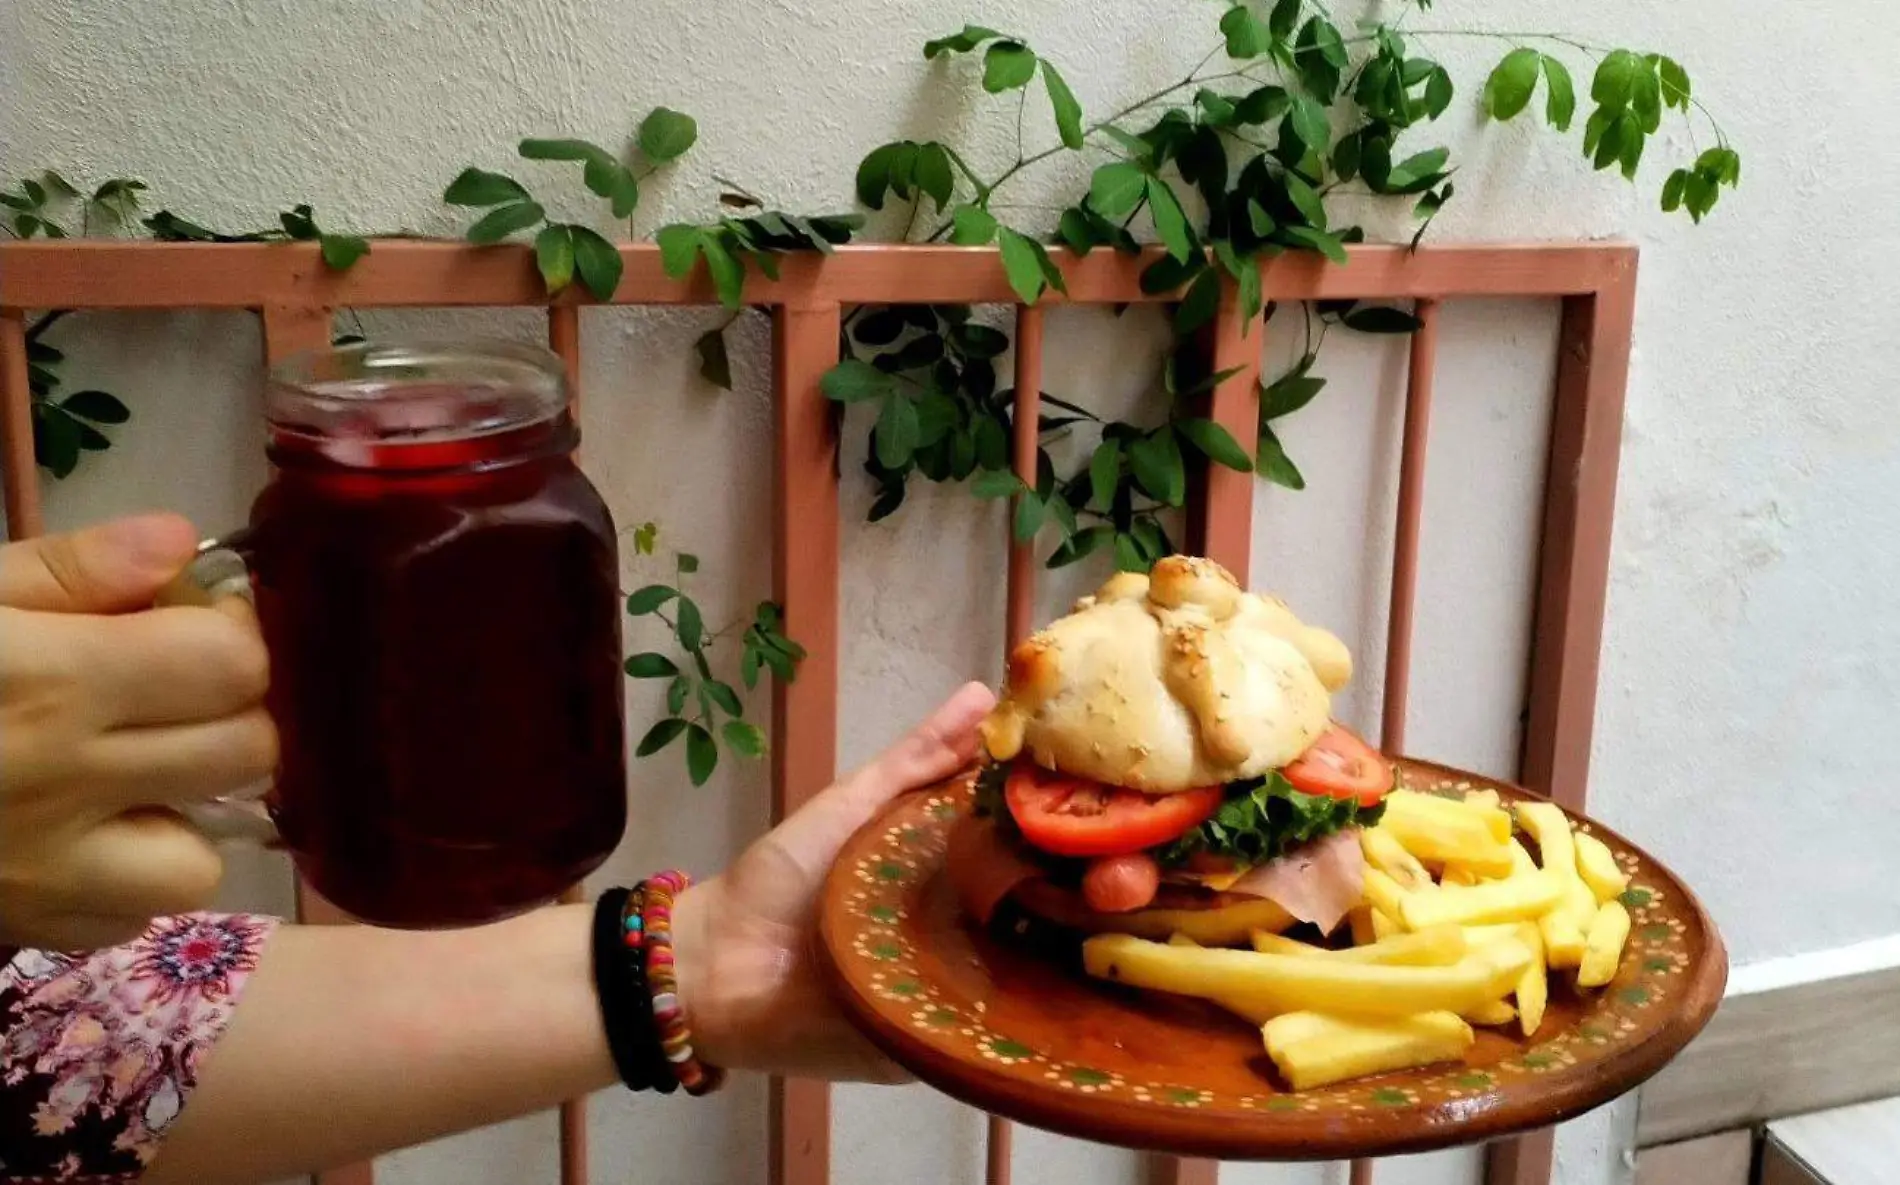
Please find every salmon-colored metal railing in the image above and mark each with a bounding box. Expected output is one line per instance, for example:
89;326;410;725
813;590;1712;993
0;239;1636;1185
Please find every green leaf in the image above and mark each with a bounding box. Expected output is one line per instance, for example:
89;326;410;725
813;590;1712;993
1482;48;1541;120
924;24;1003;58
41;170;78;199
855;142;903;210
635;717;689;756
571;227;624;300
1113;532;1145;572
667;598;702;654
1541;55;1577;131
1236;85;1291;126
519;138;609;163
656;223;702;278
677;552;701;574
466;200;545;244
1592;49;1643;110
950;323;1009;359
1424;65;1455;119
1088;438;1121;510
1010;489;1044;542
1288;96;1331;154
638;107;699;162
821;358;896;403
983;41;1038;93
1261;362;1325;420
1661;168;1688;213
1657;55;1691;111
1247;198;1277;237
951;205;998;246
535;224;577;293
703;678;743;717
1698;146;1742;186
971;469;1024;499
1268;0;1301;39
1088;162;1147;219
996;227;1046;305
625;652;680;678
667;675;691;715
1342;305;1422;334
1128;428;1186;506
1631;63;1664;134
587;159;641;218
73;422;110;451
1145;178;1192;263
1295;18;1346;102
1283;224;1347;264
280;205;319;239
722;719;768;758
1256;425;1305;489
319;234;370;271
626;584;677;615
1220;5;1273;59
1284;173;1328;229
686;723;719;785
59;390;131;424
1041;60;1085;149
699;233;745;309
444;167;531;207
33;405;81;479
1174;267;1221;334
1047;524;1109;569
1176;418;1253;472
695;326;733;390
876;395;921;468
915;142;956;211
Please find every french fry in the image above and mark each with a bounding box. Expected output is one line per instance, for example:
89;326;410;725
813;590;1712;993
1369;908;1400;940
1508;838;1539;876
1462;998;1518;1027
1462;923;1523;948
1463;788;1502;811
1082;933;1533;1020
1376;811;1514;878
1514;922;1547;1037
1106;899;1297;947
1518;802;1591;967
1262;1011;1475;1091
1361;827;1435;891
1348;906;1380;947
1578;901;1632;988
1385;789;1513;845
1250;925;1466;967
1440;864;1483;886
1168;933;1201;947
1574;832;1631;903
1397;869;1564;929
1361;867;1413;927
1538;900;1588;970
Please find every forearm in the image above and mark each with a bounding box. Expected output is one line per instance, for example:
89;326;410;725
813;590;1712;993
143;902;618;1185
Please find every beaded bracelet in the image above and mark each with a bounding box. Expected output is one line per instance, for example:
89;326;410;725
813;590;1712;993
631;870;725;1096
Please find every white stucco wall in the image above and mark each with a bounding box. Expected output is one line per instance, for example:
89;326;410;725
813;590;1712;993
4;1;1895;1183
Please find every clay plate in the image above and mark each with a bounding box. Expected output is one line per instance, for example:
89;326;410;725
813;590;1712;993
818;758;1726;1161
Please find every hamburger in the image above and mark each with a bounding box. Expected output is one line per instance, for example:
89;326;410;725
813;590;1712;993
947;556;1395;946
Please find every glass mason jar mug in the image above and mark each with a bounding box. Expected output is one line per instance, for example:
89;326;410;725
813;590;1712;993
163;340;626;928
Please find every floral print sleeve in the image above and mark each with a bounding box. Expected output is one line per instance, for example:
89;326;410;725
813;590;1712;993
0;913;278;1183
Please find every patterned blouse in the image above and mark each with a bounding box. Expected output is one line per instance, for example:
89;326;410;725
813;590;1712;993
0;914;277;1183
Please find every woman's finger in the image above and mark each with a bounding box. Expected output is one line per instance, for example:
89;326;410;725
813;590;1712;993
834;682;994;813
0;513;200;613
59;807;226;921
83;606;271;728
79;709;279;810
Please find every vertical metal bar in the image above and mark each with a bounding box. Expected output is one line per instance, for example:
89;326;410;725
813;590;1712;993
986;303;1047;1185
546;304;590;1185
771;300;844;1185
1157;275;1260;1185
0;312;44;539
1379;297;1439;757
261;304;374;1185
1489;266;1638;1185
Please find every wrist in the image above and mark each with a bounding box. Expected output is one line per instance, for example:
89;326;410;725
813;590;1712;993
670;879;743;1072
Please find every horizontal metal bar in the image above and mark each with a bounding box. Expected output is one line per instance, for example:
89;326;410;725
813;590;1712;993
0;241;1636;312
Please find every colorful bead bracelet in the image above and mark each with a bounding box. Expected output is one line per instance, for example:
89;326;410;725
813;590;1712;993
589;873;723;1097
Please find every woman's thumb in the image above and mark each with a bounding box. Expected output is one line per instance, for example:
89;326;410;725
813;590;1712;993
0;514;201;613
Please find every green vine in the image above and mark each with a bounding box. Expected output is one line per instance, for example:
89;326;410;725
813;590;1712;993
0;3;1742;771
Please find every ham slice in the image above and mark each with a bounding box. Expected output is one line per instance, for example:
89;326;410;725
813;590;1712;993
945;814;1045;924
1223;830;1366;934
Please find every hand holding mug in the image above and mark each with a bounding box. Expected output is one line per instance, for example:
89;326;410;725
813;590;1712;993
0;514;275;950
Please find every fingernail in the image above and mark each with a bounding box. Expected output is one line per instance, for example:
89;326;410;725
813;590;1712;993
98;514;198;570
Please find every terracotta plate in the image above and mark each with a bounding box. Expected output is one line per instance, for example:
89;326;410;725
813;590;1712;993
818;758;1727;1161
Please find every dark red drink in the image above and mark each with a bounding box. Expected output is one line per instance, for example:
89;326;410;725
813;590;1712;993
246;341;625;928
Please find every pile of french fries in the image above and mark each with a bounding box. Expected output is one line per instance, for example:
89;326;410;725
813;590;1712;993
1081;788;1634;1092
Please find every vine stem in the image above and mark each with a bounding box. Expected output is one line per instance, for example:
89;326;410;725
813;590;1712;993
26;310;71;341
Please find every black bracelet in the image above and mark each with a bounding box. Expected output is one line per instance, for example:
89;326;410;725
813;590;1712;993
590;887;659;1091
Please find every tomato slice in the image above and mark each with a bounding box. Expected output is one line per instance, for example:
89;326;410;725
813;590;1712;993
1004;763;1223;857
1282;724;1395;807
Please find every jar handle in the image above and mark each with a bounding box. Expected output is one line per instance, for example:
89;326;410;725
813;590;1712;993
155;535;283;849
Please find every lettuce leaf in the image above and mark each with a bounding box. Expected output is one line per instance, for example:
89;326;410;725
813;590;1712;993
1151;772;1384;868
